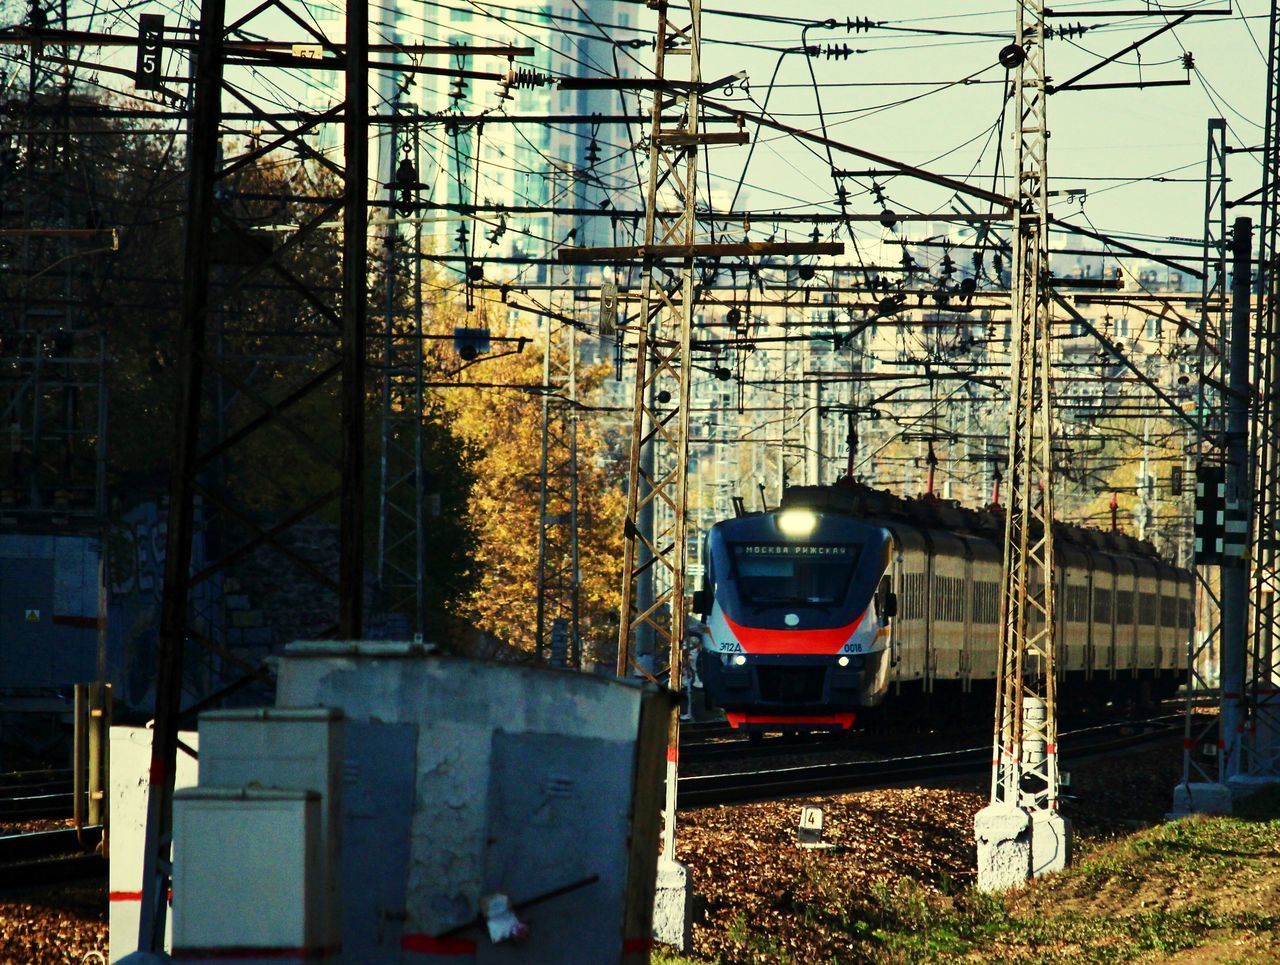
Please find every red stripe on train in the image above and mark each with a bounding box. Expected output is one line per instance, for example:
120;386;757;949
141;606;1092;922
721;611;863;655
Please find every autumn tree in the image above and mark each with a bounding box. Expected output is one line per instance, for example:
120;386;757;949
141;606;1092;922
416;285;625;663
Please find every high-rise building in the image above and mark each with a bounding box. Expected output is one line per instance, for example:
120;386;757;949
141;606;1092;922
301;0;640;279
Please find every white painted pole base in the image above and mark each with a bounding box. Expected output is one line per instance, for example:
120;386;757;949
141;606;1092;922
1227;774;1280;803
1030;809;1072;877
975;804;1073;891
1169;781;1233;817
652;858;694;951
975;803;1030;893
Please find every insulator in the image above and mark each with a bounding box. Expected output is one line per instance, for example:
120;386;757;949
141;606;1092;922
395;156;417;188
824;43;857;61
1048;21;1090;41
508;67;551;89
450;77;468;104
1182;51;1195;70
845;16;877;32
585;138;601;165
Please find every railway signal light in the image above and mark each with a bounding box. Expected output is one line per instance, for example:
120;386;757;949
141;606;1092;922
453;326;491;361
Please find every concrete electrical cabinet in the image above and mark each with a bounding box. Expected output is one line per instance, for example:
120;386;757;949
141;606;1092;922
196;707;344;956
171;787;324;964
276;642;672;965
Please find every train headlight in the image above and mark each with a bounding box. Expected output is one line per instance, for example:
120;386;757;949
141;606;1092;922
837;656;850;667
778;508;817;537
732;654;747;667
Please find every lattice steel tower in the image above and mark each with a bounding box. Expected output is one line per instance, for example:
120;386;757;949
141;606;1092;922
977;0;1069;891
1246;0;1280;781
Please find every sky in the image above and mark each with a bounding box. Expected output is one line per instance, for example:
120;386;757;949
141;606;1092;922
7;0;1269;270
663;0;1270;266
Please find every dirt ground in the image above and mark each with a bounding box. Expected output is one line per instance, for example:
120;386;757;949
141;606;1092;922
669;739;1280;963
0;886;107;964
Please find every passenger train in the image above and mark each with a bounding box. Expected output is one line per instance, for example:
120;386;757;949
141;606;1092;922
692;479;1194;733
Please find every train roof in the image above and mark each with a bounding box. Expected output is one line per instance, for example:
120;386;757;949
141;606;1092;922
779;479;1167;562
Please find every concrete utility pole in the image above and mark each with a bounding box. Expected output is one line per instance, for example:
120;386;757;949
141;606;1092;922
1223;218;1253;785
1171;217;1250;814
1243;0;1280;790
975;0;1071;891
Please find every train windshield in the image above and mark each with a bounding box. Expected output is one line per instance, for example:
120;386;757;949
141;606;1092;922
729;543;861;607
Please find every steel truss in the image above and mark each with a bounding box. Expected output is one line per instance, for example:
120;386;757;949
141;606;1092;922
377;106;428;637
613;0;704;688
1246;1;1280;780
1181;118;1229;790
535;276;582;667
612;0;706;865
138;0;370;949
0;17;108;526
990;0;1059;814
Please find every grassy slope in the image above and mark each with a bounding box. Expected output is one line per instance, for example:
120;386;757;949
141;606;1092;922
656;786;1280;964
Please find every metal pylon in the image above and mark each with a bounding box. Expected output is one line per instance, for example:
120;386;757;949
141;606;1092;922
1181;117;1229;789
0;9;108;526
614;0;703;862
614;0;702;682
535;280;581;667
990;0;1058;814
377;108;427;636
138;0;370;949
1246;0;1280;779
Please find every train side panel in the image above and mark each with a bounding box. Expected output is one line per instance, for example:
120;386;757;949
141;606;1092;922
1136;557;1159;673
1090;557;1116;680
928;532;969;686
968;543;1001;682
889;524;929;687
1060;544;1091;674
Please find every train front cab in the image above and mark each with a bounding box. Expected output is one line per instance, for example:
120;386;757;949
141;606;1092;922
694;515;896;733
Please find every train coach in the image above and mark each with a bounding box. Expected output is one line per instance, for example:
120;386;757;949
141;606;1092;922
692;479;1193;733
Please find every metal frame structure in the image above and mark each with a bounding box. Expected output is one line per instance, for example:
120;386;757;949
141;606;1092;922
610;0;704;689
1181;117;1229;791
0;9;109;527
535;277;582;666
138;0;370;948
1246;0;1280;779
377;104;428;638
989;0;1059;814
615;0;704;858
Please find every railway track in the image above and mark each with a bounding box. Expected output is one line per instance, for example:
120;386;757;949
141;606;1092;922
0;768;74;820
0;825;105;892
676;714;1191;809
